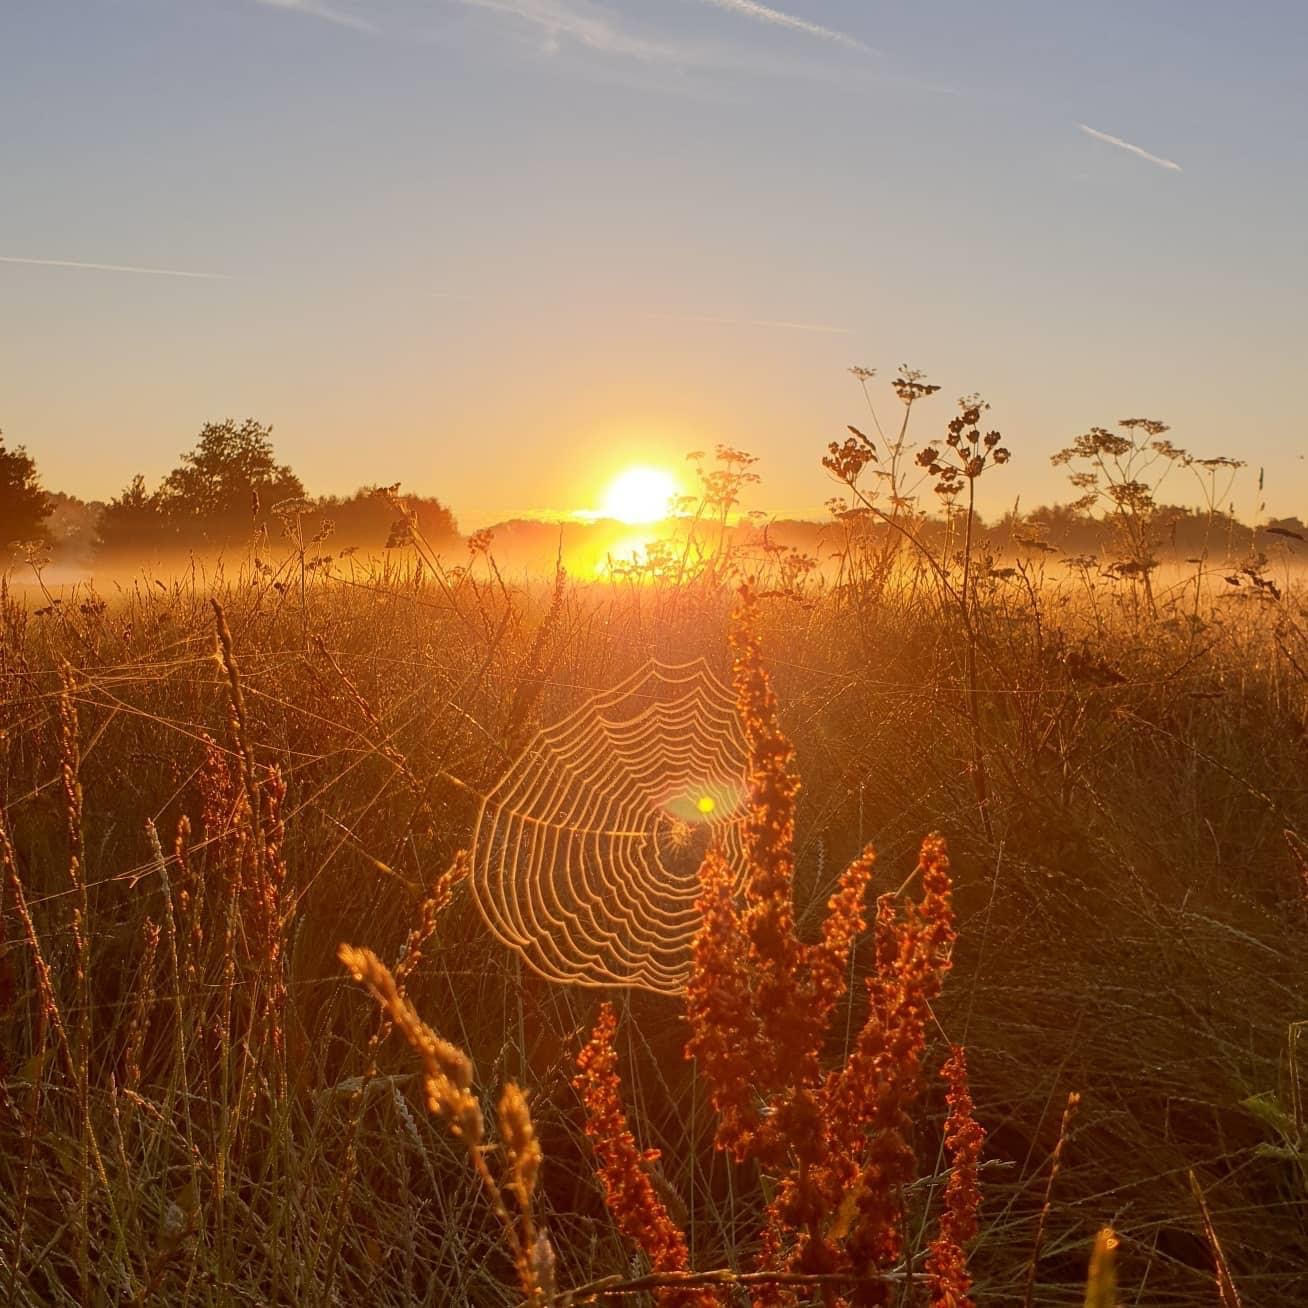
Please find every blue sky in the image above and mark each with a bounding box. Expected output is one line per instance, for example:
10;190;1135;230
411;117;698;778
2;0;1305;525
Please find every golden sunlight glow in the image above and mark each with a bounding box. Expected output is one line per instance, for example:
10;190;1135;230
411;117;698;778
696;794;716;815
601;466;679;525
592;534;658;576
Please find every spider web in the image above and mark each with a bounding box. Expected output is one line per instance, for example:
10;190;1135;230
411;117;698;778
469;659;751;993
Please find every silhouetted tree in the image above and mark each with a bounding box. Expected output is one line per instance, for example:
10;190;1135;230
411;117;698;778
96;475;175;557
317;486;459;553
162;419;303;546
0;429;51;547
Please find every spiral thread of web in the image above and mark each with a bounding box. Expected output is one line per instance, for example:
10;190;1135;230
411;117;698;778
469;659;751;993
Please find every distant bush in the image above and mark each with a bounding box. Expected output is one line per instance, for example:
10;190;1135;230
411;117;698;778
315;486;459;555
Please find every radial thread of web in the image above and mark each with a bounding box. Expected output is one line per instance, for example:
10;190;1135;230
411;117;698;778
469;659;751;993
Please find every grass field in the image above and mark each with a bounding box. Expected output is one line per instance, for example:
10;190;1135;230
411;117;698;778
1;523;1305;1305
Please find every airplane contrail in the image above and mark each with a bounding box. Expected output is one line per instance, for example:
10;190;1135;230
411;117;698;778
1078;123;1182;172
695;0;874;53
0;255;231;279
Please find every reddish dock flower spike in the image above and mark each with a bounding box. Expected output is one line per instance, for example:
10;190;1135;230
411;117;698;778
926;1045;985;1308
574;1003;717;1308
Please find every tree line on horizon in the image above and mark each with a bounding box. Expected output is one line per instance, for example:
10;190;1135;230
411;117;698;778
0;420;459;565
2;421;1305;571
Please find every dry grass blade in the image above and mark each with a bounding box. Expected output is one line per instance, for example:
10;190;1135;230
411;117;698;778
1188;1170;1244;1308
1023;1089;1081;1308
555;1265;905;1306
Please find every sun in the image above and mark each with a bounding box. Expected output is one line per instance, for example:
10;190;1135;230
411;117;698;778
601;466;679;525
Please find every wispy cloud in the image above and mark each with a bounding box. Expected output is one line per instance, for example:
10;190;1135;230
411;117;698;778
1078;123;1182;173
450;0;872;78
253;0;376;33
0;255;230;280
645;311;850;335
693;0;874;54
454;0;685;62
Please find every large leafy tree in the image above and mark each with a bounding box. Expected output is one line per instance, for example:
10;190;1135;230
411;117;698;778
95;419;305;558
162;419;304;545
0;429;51;547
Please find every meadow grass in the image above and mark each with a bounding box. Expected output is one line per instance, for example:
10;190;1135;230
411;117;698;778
0;540;1304;1305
